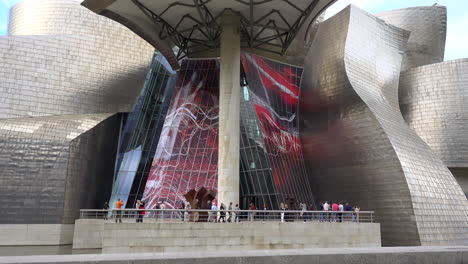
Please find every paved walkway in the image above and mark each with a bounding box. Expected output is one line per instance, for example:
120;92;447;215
0;246;467;263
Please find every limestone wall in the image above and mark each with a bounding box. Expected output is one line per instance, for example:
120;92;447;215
72;220;104;249
93;222;381;253
0;224;73;246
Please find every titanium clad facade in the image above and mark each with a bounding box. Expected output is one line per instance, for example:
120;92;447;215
9;0;135;37
400;59;468;167
400;59;468;198
300;5;468;246
0;114;120;224
0;0;154;119
376;6;447;71
0;35;152;118
0;0;155;224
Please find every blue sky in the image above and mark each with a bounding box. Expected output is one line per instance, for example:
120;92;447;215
0;0;467;60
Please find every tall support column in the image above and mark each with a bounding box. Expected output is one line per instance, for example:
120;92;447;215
218;10;240;207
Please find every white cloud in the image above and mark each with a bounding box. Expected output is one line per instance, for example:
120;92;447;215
445;12;468;60
324;0;385;19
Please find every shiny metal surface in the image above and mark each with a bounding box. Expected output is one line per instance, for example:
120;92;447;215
400;59;468;199
376;5;447;71
0;0;154;119
0;114;120;224
9;0;139;38
0;0;153;224
400;59;468;168
300;5;468;246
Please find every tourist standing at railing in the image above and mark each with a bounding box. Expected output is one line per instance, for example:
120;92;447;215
345;202;353;221
219;203;226;223
262;204;268;221
227;202;233;223
318;202;324;222
234;204;240;222
248;202;256;221
331;202;339;222
280;203;286;222
103;201;109;220
155;201;161;219
160;202;166;220
300;203;307;222
184;203;191;222
210;202;218;223
284;203;289;222
354;206;360;223
115;198;124;223
136;200;145;223
323;201;330;222
338;202;344;222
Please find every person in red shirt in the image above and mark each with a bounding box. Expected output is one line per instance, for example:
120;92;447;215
115;198;124;223
136;200;145;223
331;202;339;222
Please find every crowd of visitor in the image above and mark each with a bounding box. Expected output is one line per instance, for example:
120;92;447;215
105;199;362;223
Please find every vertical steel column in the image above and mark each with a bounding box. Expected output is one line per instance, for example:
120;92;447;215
218;10;240;207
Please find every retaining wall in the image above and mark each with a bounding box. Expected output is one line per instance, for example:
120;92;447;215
0;224;74;246
95;221;380;253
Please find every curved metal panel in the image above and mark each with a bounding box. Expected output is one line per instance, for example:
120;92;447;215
0;114;119;224
0;35;153;118
0;0;155;119
8;0;128;37
300;5;468;246
400;59;468;199
376;5;447;70
400;59;468;167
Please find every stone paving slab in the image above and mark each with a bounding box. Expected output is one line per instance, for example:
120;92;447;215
0;246;467;264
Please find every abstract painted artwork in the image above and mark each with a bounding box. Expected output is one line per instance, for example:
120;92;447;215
143;59;220;209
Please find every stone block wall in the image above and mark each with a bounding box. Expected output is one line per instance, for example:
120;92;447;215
96;222;381;253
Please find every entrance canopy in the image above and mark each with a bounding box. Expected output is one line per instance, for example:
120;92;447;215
82;0;336;69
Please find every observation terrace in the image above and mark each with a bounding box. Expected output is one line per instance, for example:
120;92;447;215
73;209;379;253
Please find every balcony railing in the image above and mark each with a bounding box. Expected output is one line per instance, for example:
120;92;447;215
79;209;374;223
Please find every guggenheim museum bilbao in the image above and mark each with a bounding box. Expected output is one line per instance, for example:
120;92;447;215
0;0;466;247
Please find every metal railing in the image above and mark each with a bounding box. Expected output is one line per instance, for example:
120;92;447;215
80;209;374;223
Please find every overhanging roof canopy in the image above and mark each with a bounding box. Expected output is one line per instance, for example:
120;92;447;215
82;0;336;69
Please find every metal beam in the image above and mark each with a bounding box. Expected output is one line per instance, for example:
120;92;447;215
131;0;325;59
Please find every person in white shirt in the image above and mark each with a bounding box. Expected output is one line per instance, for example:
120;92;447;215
184;203;191;222
211;203;218;223
160;202;166;220
323;201;330;222
300;203;307;222
338;203;344;222
280;203;286;223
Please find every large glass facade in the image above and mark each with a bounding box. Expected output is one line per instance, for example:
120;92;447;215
114;54;314;210
240;53;315;209
109;52;177;208
240;68;279;209
142;59;220;209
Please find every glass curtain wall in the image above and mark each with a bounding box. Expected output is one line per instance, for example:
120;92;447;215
240;68;280;210
142;59;220;210
109;52;177;209
240;52;315;209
